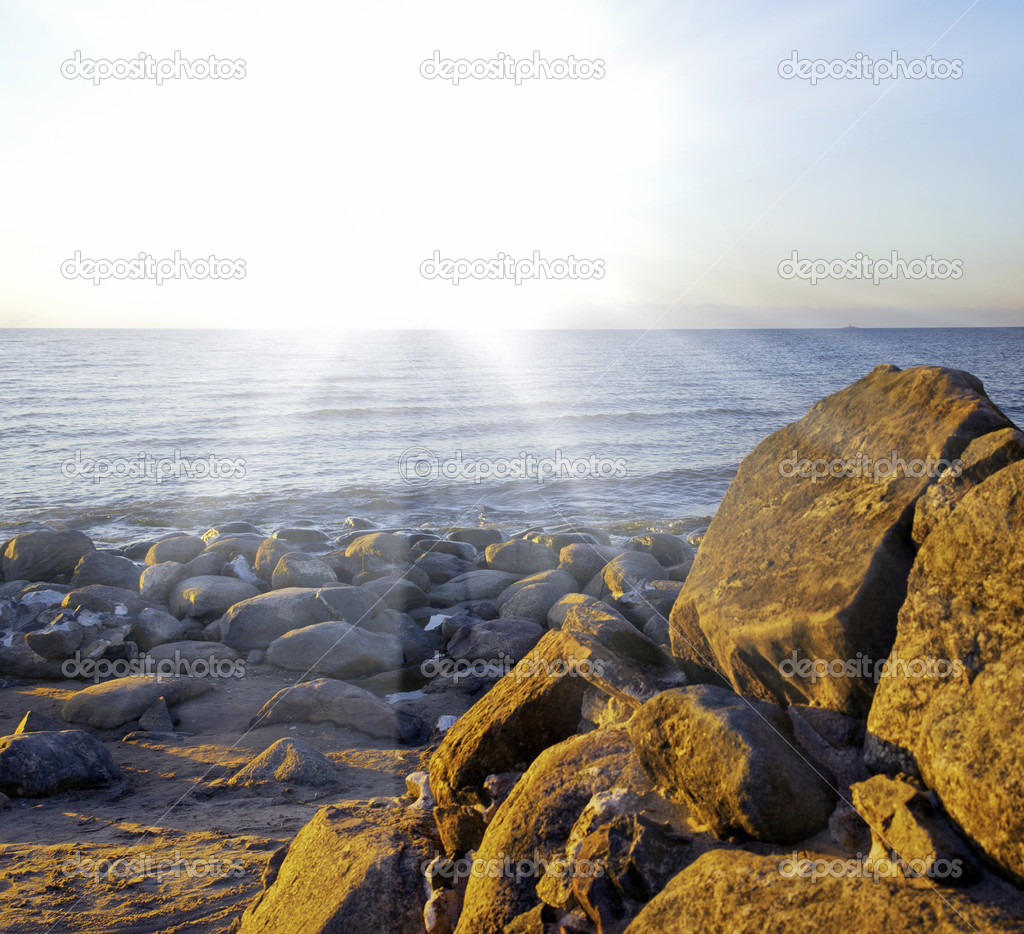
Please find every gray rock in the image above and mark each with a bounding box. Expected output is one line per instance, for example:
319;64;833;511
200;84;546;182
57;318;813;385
429;570;522;607
0;730;120;796
1;530;95;582
202;522;264;541
271;552;338;590
254;537;296;582
145;535;206;565
446;528;502;550
220;588;327;650
558;543;626;585
250;678;402;738
201;533;266;563
144;641;242;676
266;621;403;679
182;551;225;577
346;532;413;566
413;552;475;583
547;594;623;630
360;576;428;612
62;676;214;729
485;539;558;574
130;606;193;650
499;583;571;625
412;539;477;561
138;696;175;732
13;710;66;734
447;618;545;664
70;551;141;591
272;527;330;545
168;575;260;620
623;532;691;567
61;585;154;618
138;561;189;604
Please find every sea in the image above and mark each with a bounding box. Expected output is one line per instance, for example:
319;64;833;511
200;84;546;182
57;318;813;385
1;328;1021;547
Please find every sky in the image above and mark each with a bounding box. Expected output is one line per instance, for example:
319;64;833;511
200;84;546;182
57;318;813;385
0;0;1020;328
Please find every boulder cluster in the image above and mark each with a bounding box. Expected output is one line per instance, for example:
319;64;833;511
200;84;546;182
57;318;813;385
2;364;1023;933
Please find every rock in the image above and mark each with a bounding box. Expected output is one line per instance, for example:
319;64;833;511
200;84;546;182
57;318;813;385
236;802;438;934
227;738;337;788
138;561;189;604
272;527;330;545
62;676;214;729
446;528;503;550
596;552;666;598
250;678;402;739
200;532;266;562
138;696;174;732
254;537;295;582
220;588;328;650
24;614;87;659
428;630;592;830
129;606;194;650
485;540;558;574
414;552;476;584
455;729;637;934
912;426;1024;544
559;544;627;585
669;364;1013;716
447;618;545;665
316;585;379;625
271;552;338;590
202;521;264;541
319;551;360;583
0;730;120;796
499;584;570;625
429;571;523;606
182;550;226;577
2;530;95;582
622;849;1024;934
629;685;834;844
851;774;979;884
70;551;140;591
168;575;260;620
865;459;1024;883
61;585;154;618
346;532;413;566
540;788;701;932
144;641;242;676
360;576;428;612
225;554;261;584
526;532;601;552
145;535;206;565
611;580;684;628
360;609;440;664
547;594;622;630
623;533;690;567
341;516;375;530
13;710;66;734
413;539;477;561
266;621;403;679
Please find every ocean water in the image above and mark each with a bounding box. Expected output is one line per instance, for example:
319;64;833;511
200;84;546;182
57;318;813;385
1;328;1021;546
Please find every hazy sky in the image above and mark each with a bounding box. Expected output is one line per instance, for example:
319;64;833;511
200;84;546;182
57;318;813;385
1;0;1020;328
